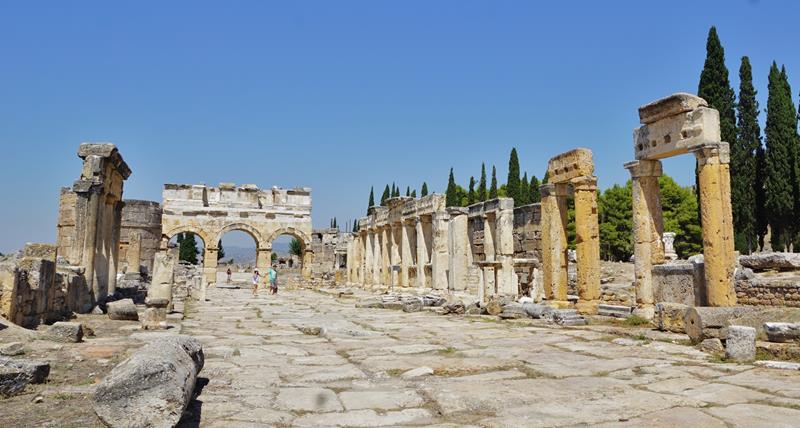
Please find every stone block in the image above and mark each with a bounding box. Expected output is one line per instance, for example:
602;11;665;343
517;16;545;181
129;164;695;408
638;92;707;124
652;263;705;306
0;342;24;356
0;357;49;396
634;106;720;160
93;336;203;428
655;302;689;333
107;299;139;321
725;325;756;362
699;338;724;354
764;322;800;343
739;252;800;271
597;304;632;318
46;321;84;343
141;307;167;330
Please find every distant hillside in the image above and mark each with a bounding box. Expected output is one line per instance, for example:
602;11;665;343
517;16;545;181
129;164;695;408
218;243;291;264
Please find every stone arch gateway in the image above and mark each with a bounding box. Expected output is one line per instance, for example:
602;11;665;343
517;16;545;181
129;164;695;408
160;183;313;283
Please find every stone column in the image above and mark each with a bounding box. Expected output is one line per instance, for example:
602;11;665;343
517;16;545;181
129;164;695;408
363;232;373;286
256;246;271;271
625;160;664;317
390;223;402;286
431;212;449;290
692;143;737;306
483;214;496;262
495;200;516;296
415;217;428;288
663;232;678;260
302;250;313;280
372;230;382;286
540;183;569;304
126;231;142;274
381;226;391;286
572;176;600;313
203;246;218;284
400;220;414;288
447;210;469;292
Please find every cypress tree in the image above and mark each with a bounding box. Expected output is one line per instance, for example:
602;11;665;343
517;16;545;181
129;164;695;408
507;148;521;206
178;233;199;265
406;186;410;197
380;184;390;206
353;219;359;233
489;166;498;199
368;187;375;211
477;163;487;201
421;182;429;197
446;168;458;207
519;172;530;205
733;56;762;253
217;239;225;260
411;189;417;198
333;217;338;229
764;62;796;249
530;175;541;203
467;176;476;205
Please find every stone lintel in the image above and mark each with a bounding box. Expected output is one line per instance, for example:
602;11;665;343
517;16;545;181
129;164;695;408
546;148;594;184
624;159;663;178
634;106;720;161
570;176;598;191
638;93;707;125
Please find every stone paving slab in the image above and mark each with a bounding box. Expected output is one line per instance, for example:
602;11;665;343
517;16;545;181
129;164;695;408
178;287;800;427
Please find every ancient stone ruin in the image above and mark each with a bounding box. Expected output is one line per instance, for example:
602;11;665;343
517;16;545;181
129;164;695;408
160;183;314;283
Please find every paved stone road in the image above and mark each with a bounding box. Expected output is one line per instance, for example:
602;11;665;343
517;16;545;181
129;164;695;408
181;287;800;427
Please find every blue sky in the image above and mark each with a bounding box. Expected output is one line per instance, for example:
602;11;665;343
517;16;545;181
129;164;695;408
1;1;798;251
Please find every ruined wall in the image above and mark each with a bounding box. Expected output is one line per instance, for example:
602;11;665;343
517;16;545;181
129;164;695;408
0;244;89;328
735;280;800;307
56;143;131;304
119;200;162;277
512;203;542;297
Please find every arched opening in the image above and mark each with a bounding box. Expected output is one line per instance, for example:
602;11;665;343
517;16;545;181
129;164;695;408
268;229;312;286
216;229;258;284
167;232;206;266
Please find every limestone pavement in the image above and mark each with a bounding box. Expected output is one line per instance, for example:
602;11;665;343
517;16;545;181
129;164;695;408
180;286;800;427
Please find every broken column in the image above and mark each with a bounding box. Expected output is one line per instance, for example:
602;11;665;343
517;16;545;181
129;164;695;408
56;143;131;304
573;176;600;313
663;232;678;260
539;183;569;304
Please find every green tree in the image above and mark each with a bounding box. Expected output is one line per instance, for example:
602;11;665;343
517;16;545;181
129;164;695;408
421;182;429;197
598;183;633;261
411;189;417;198
290;238;303;256
333;217;338;229
178;233;199;265
507;148;521;206
271;252;277;262
519;172;530;205
380;184;391;206
368;186;375;211
467;176;476;205
530;175;541;203
477;163;487;202
755;142;768;249
489;165;498;199
765;62;797;250
542;170;549;184
660;176;703;258
732;56;762;253
217;239;225;260
446;168;459;207
406;186;411;197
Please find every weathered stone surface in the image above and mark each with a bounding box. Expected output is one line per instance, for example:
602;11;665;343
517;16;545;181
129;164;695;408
400;367;433;379
726;325;756;362
402;298;422;313
498;304;528;319
698;338;724;354
339;390;424;410
706;403;800;427
684;306;759;343
484;297;504;316
0;357;50;396
597;304;632;318
652;263;703;306
638;92;708;125
93;335;204;428
755;360;800;370
442;300;465;315
275;387;342;412
0;342;24;356
141;307;167;330
764;322;800;343
107;298;139;321
655;302;689;333
522;302;553;319
739;252;800;271
45;321;83;343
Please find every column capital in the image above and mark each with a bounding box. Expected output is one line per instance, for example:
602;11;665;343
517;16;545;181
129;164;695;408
571;176;598;192
690;142;730;166
624;159;663;178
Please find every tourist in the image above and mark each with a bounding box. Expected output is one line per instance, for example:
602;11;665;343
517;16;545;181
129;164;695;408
226;267;232;283
251;269;260;296
269;265;278;294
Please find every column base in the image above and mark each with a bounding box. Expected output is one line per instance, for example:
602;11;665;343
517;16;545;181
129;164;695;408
575;300;600;315
545;300;572;309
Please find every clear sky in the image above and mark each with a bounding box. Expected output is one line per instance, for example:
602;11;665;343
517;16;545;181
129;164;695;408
1;1;798;251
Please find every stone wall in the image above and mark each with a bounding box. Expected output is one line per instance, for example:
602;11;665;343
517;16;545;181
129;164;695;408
735;280;800;307
0;244;90;328
119;200;162;277
512;203;542;298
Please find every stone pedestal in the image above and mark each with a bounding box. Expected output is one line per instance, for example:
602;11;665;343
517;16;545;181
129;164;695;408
663;232;678;261
141;297;168;330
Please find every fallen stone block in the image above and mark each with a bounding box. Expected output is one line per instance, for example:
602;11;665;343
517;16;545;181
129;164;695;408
402;299;422;313
422;295;446;307
93;335;204;428
684;306;760;343
442;300;465;315
45;321;84;343
0;342;24;356
499;304;528;319
698;338;724;354
725;325;756;362
522;302;553;319
739;252;800;271
355;298;383;309
655;302;690;333
764;322;800;343
0;357;50;396
484;297;504;316
755;360;800;370
107;298;139;321
598;304;633;318
400;367;433;379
